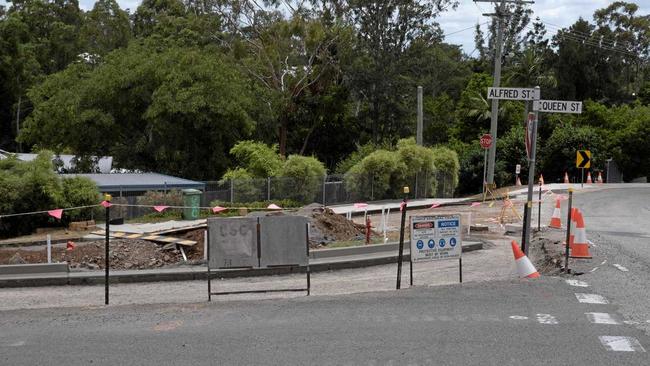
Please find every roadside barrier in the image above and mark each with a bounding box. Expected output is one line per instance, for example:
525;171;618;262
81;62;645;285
511;240;540;279
549;198;562;229
570;209;592;259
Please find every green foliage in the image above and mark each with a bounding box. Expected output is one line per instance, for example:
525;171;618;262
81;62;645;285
430;146;460;196
230;141;283;178
20;42;253;180
345;149;406;201
221;168;263;202
278;155;327;202
540;124;605;181
60;176;100;221
0;151;98;238
335;141;395;175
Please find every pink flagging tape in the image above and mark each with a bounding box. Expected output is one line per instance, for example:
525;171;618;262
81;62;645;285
48;209;63;219
153;205;169;213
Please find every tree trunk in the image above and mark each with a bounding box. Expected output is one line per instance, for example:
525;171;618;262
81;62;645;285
279;118;288;158
15;93;22;153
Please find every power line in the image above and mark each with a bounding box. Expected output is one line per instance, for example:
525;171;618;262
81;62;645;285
444;21;489;37
527;25;639;58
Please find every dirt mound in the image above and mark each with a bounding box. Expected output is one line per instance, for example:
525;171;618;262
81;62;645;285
313;208;366;241
0;239;205;270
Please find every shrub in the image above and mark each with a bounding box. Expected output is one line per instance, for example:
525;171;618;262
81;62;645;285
396;138;437;197
278;155;326;203
221;168;264;202
136;189;184;207
344;150;406;200
0;151;99;238
229;140;283;178
60;176;101;222
430;146;460;197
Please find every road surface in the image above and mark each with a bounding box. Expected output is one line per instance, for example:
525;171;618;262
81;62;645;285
1;184;648;365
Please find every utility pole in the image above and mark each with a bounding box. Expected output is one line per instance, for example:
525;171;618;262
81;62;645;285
416;86;423;146
475;0;534;185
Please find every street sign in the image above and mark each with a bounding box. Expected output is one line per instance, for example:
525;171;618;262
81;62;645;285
533;100;582;114
576;150;591;168
515;164;521;174
410;214;462;263
487;87;540;101
480;134;492;149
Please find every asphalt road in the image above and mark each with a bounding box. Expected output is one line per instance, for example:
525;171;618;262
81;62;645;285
1;277;648;365
1;184;648;365
569;185;650;335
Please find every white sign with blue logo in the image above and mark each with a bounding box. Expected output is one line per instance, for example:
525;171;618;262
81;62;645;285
410;214;462;263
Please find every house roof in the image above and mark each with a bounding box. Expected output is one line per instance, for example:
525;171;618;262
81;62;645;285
60;173;205;192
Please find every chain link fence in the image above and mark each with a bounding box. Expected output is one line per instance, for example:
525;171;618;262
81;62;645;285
105;172;456;221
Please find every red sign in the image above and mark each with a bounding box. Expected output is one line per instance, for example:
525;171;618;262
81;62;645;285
413;222;434;229
480;134;492;149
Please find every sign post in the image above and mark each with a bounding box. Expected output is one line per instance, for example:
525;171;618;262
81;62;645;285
576;150;591;188
525;94;583;255
480;134;492;195
410;214;463;285
396;187;409;290
486;87;541;187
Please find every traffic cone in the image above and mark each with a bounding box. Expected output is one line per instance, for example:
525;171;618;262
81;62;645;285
515;176;522;186
563;172;570;184
597;172;603;184
511;241;540;279
539;174;545;185
570;210;592;258
66;241;76;251
549;198;562;228
567;208;578;246
586;172;593;184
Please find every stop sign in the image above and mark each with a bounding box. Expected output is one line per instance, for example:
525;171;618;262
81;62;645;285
480;134;492;149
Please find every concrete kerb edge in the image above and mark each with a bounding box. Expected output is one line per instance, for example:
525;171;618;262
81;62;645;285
0;242;483;288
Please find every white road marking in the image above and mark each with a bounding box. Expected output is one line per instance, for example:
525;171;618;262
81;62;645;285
575;293;609;304
623;320;640;325
536;314;559;324
599;336;646;352
590;267;599;272
509;315;528;320
586;313;620;325
6;341;25;347
600;260;607;265
565;279;589;287
613;264;629;272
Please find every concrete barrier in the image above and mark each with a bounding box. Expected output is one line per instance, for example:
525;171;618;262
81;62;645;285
0;263;69;275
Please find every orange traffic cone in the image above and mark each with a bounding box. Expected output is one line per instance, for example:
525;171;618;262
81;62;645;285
597;172;603;184
511;241;540;279
570;210;592;258
539;174;545;185
586;172;593;184
515;176;522;186
549;198;562;228
563;172;570;184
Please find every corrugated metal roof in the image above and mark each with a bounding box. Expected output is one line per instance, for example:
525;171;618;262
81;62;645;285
60;173;205;192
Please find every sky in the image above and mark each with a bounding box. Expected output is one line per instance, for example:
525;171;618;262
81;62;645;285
2;0;649;54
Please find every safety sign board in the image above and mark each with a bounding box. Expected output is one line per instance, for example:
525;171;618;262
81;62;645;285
487;87;540;101
576;150;591;168
410;214;462;263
